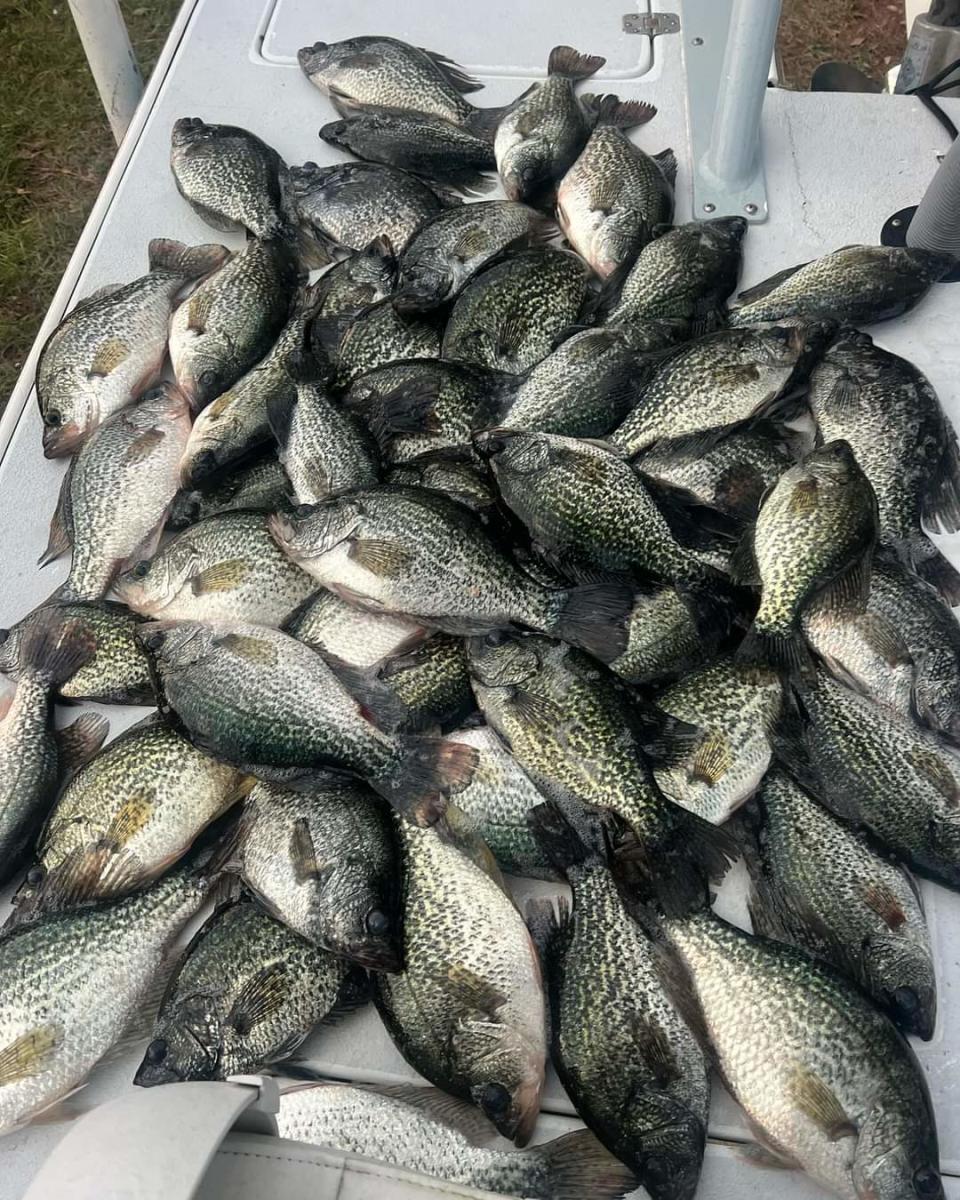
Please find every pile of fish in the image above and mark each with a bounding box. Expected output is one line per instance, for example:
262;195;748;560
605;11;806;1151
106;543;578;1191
2;31;960;1200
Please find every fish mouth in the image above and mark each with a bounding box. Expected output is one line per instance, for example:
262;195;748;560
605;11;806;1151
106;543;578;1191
267;512;300;556
42;420;86;458
133;1060;183;1088
504;1075;542;1148
180;446;220;487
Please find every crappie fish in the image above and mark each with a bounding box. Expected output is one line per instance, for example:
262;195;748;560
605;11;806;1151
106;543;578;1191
651;658;782;824
41;383;191;602
528;804;708;1200
142;618;475;821
179;285;320;487
738;440;878;676
115;510;315;628
740;768;936;1040
729;244;955;327
277;1081;636;1200
658;900;944;1200
170;118;290;239
395;200;552;311
442;725;554;879
0;858;211;1133
0;602;154;705
0;615;106;887
13;714;246;916
320;108;496;195
442;249;588;373
169;234;300;409
286;161;451;261
603;217;747;330
787;668;960;891
375;808;546;1145
269;485;632;663
607;325;817;457
169;453;292;529
36;239;227;457
807;329;960;603
135;900;365;1086
386;451;499;518
334;299;440;390
606;583;720;686
369;634;475;733
308;237;398;362
468;632;734;899
232;777;399;969
284;588;426;668
557;125;675;277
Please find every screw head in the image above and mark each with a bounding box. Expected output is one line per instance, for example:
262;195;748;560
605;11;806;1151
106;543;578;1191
691;36;704;45
702;202;716;213
891;217;903;227
744;203;758;215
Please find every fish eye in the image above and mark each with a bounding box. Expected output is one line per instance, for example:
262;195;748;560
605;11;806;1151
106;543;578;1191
145;1038;168;1066
294;504;316;519
894;986;920;1014
365;908;390;935
45;409;63;428
25;865;45;888
140;629;165;652
132;560;151;579
479;1083;511;1118
484;630;509;648
913;1166;941;1196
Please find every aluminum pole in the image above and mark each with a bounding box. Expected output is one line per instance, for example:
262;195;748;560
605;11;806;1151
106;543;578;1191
701;0;784;193
68;0;145;143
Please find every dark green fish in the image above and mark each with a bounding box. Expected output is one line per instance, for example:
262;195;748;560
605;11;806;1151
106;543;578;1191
367;634;475;733
605;583;719;686
309;237;398;362
386;451;498;518
168;452;292;528
334;300;441;390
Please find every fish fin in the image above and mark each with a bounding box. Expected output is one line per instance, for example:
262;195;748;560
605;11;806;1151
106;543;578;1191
737;622;815;681
582;94;657;128
635;707;705;771
826;372;862;416
728;527;760;585
817;554;872;612
911;540;960;605
786;1065;857;1142
923;428;960;535
653;147;678;186
320;651;409;732
439;804;505;883
74;282;122;308
39;462;76;566
87;337;130;378
122;428;166;466
551;582;633;663
525;895;563;963
494;311;530;361
539;1129;639;1200
189;559;251;595
366;1083;496;1142
739;1142;801;1171
906;746;960;804
56;711;109;773
862;880;908;931
547;44;605;79
373;736;477;824
214;632;279;667
290;816;329;883
451;224;492;261
786;476;818;517
512;688;563;736
849;612;912;669
689;730;734;786
354;377;442;448
736;262;810;304
148;238;230;279
446;963;507;1015
588;173;623;214
186;290;213;335
420;47;484;94
630;1015;681;1088
0;1025;63;1086
19;612;97;688
348;537;414;578
527;800;614;872
227;963;291;1036
295;225;334;269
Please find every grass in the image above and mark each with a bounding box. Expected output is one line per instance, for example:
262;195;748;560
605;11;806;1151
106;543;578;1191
0;0;908;406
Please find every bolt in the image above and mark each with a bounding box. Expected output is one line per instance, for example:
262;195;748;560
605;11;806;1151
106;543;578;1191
703;202;716;213
891;217;903;227
692;36;704;45
744;203;758;215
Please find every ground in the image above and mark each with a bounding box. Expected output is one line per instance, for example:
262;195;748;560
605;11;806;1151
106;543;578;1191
0;0;909;404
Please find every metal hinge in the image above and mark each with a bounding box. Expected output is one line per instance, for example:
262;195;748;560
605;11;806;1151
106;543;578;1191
622;12;680;36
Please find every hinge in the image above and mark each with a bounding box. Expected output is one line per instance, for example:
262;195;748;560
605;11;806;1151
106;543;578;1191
622;12;680;36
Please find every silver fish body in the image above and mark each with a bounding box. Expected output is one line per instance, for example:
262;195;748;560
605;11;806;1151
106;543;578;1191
284;588;426;668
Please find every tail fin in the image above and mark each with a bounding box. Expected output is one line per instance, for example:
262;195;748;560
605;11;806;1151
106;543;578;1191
527;800;613;875
922;431;960;536
148;238;230;281
464;102;523;142
548;45;605;80
910;537;960;605
374;736;478;825
550;583;633;663
352;377;442;449
583;93;658;129
19;613;96;689
617;807;734;917
538;1129;638;1200
736;619;816;680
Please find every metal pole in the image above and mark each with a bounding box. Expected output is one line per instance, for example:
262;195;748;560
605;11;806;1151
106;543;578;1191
906;134;960;256
701;0;784;192
67;0;145;144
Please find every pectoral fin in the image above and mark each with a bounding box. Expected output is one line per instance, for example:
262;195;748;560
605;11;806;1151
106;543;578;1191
0;1026;62;1085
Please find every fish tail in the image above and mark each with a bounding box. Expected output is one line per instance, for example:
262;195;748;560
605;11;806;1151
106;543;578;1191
147;238;230;281
527;800;613;873
736;618;815;680
923;431;960;535
583;93;658;129
537;1129;638;1200
911;539;960;605
547;45;606;80
549;582;634;663
374;736;479;825
617;810;735;918
463;104;514;143
350;375;441;450
18;611;96;689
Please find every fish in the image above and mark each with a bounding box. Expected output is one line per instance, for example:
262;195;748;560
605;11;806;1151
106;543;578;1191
283;588;426;669
527;803;709;1200
600;217;747;331
467;632;734;900
41;383;191;603
276;1080;637;1200
0;856;212;1133
635;425;794;521
114;510;315;628
649;657;783;824
169;118;290;239
783;668;960;892
495;45;654;205
141;618;475;822
739;767;936;1040
395;199;552;311
374;807;546;1145
344;359;512;465
168;452;293;529
320;107;496;195
308;237;398;362
365;634;475;733
605;583;722;686
386;451;499;517
36;239;228;457
229;777;400;969
441;725;554;879
557;125;676;277
297;36;504;138
268;485;633;664
728;244;955;327
0;602;155;705
0;614;107;887
12;714;247;917
654;895;944;1200
607;325;819;458
134;899;366;1086
442;248;589;373
268;351;379;505
807;329;960;603
333;299;441;390
286;161;452;261
169;233;300;409
737;440;878;676
178;284;320;488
